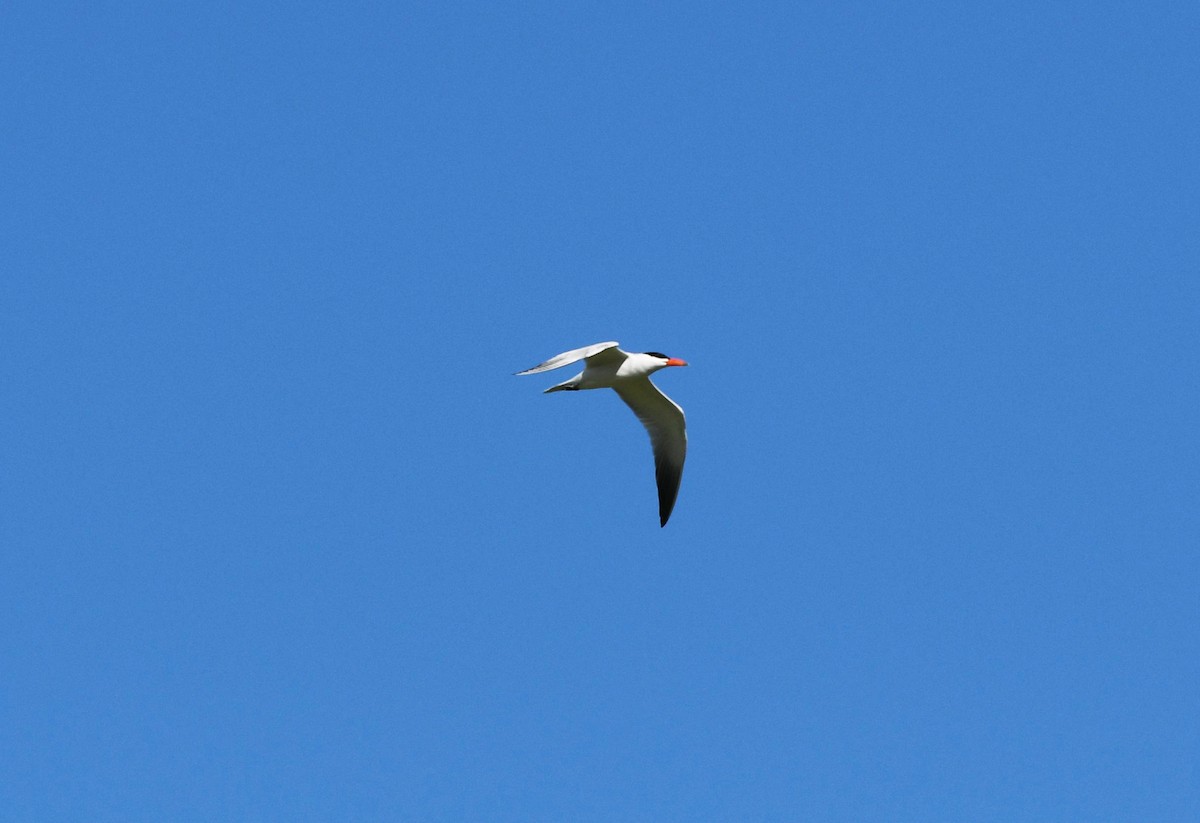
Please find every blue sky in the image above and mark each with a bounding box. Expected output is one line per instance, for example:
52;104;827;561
3;1;1198;820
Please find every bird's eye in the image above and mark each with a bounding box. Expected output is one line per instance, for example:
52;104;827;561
645;351;669;359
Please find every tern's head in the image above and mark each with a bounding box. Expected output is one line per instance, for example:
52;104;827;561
646;351;688;369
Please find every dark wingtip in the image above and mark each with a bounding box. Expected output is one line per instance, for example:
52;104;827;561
657;479;679;527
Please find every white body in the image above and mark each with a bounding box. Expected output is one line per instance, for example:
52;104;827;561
552;351;672;391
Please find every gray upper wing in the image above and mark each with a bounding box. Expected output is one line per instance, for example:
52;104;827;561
514;341;621;375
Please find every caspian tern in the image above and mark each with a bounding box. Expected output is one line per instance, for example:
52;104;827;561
516;341;688;527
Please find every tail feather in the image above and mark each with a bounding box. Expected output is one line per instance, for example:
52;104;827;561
543;371;584;393
544;382;577;393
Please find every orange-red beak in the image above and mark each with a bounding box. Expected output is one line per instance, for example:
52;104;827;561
665;358;688;367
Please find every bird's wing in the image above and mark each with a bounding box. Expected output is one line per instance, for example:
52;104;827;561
613;379;687;527
514;341;622;375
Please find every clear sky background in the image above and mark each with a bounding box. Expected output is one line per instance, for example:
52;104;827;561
3;2;1198;820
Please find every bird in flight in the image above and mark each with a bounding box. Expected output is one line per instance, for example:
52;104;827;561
515;341;689;527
